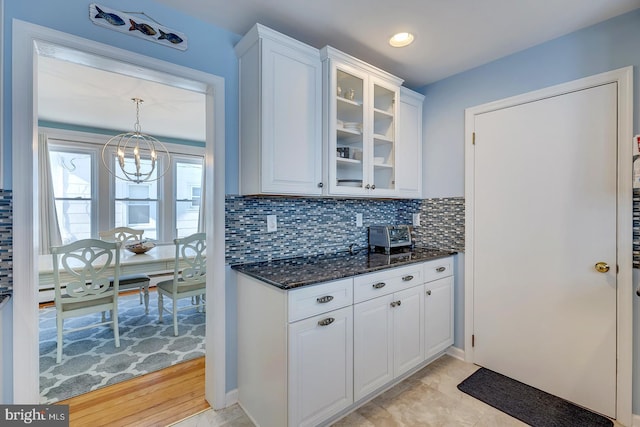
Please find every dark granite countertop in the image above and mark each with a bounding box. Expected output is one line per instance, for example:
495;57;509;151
231;247;457;290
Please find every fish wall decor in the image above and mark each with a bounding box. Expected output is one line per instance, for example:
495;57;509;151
89;3;188;51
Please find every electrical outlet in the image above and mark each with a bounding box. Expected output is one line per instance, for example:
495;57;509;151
356;213;363;227
267;215;277;232
412;213;421;227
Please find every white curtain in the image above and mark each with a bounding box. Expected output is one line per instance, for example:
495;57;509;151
38;133;62;254
197;165;206;233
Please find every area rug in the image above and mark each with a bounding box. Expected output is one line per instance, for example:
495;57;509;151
457;368;613;427
39;291;205;403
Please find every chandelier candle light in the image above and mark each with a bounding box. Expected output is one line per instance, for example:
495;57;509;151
102;98;170;183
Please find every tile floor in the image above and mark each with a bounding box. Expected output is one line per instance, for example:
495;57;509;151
171;354;621;427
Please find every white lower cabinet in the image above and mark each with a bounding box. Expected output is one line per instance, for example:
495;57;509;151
353;284;424;401
289;306;353;427
425;275;454;359
236;256;454;427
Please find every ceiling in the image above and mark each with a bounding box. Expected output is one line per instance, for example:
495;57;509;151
155;0;640;87
38;0;640;142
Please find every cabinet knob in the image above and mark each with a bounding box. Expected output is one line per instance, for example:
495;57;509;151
372;282;386;289
426;290;432;296
371;184;376;190
318;317;335;326
316;295;334;304
317;182;324;188
436;266;446;273
390;300;401;308
402;275;414;282
365;184;371;189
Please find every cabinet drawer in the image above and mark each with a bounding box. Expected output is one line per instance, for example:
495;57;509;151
288;278;353;322
423;256;453;282
353;264;422;304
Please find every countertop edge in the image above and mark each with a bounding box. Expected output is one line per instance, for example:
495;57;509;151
232;249;457;290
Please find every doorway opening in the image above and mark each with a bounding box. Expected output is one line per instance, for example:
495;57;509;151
12;20;226;409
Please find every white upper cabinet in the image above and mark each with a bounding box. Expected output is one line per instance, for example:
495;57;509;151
397;87;424;198
235;24;323;196
321;46;404;198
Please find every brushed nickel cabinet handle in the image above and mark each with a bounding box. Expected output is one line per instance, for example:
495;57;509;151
373;282;386;289
402;275;414;281
318;317;335;326
316;295;334;304
436;267;446;273
390;300;401;308
426;290;432;296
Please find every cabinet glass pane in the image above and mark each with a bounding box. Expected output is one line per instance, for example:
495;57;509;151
335;69;364;189
373;84;395;191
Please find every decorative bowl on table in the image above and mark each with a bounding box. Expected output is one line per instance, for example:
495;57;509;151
124;240;156;254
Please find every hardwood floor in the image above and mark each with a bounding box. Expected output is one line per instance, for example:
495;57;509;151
58;357;209;427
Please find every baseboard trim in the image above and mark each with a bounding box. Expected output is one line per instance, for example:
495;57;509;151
226;388;238;406
446;346;465;361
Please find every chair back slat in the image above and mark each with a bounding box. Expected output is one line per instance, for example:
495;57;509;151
99;227;144;244
51;239;121;301
173;233;206;288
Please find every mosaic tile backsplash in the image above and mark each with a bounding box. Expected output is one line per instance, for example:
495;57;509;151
225;195;465;265
0;190;13;293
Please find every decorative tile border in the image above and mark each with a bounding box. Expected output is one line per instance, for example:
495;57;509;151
225;196;465;265
0;190;13;293
634;188;639;268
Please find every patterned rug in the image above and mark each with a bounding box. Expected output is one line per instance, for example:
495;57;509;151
39;290;205;403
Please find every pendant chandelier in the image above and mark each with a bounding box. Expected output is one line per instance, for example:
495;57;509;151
101;98;170;184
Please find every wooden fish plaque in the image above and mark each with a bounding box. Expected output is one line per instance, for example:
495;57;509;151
89;3;188;51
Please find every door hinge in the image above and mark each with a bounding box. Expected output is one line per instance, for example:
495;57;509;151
617;264;619;274
472;132;476;145
472;334;475;347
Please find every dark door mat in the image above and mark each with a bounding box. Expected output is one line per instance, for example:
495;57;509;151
457;367;613;427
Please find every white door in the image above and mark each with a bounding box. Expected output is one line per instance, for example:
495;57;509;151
472;83;617;417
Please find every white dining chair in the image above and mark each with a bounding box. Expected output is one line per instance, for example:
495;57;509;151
157;232;206;336
51;239;121;363
99;227;152;314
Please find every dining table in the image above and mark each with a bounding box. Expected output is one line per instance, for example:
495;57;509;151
38;244;192;303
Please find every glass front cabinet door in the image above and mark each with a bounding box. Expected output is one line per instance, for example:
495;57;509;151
322;47;402;197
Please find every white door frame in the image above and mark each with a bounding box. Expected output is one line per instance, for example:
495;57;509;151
11;20;227;409
464;67;633;425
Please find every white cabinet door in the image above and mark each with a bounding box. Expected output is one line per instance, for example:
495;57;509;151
354;284;425;400
424;276;454;359
261;38;323;195
397;87;424;198
322;47;403;198
392;285;425;376
236;24;323;196
289;305;353;427
353;294;394;401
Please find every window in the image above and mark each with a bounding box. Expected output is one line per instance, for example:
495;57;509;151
175;159;204;238
48;149;94;244
45;132;204;244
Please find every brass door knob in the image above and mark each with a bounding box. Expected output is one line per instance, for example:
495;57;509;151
594;262;610;273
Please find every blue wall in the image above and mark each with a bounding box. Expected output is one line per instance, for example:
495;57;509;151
2;0;241;193
421;9;640;198
419;9;640;413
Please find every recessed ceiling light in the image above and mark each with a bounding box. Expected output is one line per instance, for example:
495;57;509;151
389;32;414;48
